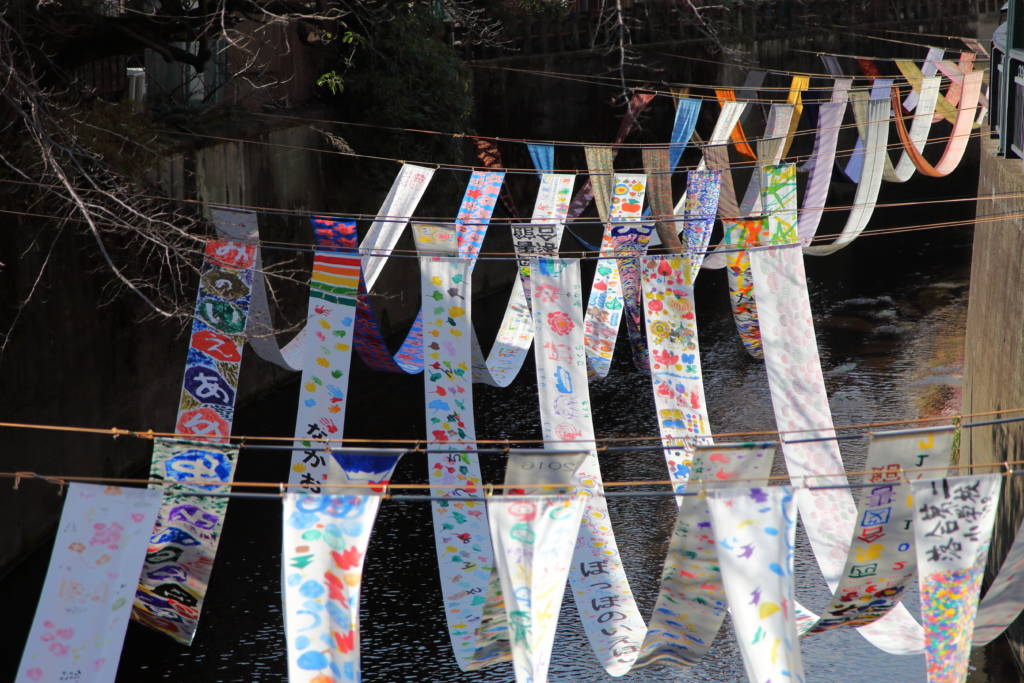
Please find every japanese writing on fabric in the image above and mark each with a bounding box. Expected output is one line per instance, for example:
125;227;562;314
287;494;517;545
801;429;952;639
288;218;363;493
530;257;647;674
640;255;711;493
282;481;396;683
708;486;805;683
416;228;506;671
132;218;257;644
18;484;161;683
487;493;586;683
470;173;575;388
582;174;647;378
748;244;925;655
354;170;502;375
914;475;1000;683
636;443;776;670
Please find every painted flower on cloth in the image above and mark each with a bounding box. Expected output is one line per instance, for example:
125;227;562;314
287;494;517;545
547;311;574;336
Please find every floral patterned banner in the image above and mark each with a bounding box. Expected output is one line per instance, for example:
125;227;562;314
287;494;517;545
800;429;952;643
913;474;1000;682
281;482;396;683
416;236;508;670
680;170;722;280
748;244;924;655
134;440;239;643
636;443;777;669
487;494;587;683
471;173;575;388
531;256;647;674
133;213;257;644
709;486;805;683
18;484;162;683
640;255;711;493
288;218;363;493
582;174;647;378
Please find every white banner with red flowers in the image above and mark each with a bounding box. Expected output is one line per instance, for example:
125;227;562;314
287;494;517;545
531;256;648;675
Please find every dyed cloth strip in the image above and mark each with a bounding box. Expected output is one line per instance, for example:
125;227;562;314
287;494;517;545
133;208;257;644
780;75;810;158
531;257;647;674
799;429;952;641
973;512;1024;644
680;171;723;279
567;92;655;220
527;142;554;174
282;472;399;683
936;57;988;124
890;70;984;178
804;93;891;256
643;96;703;253
640;255;712;493
417;237;507;670
359;164;435;291
353;170;503;375
18;484;161;683
471;136;520;217
471;173;575;388
714;88;757;159
288;218;362;493
582;174;647;377
797;97;847;244
883;76;941;183
709;486;805;683
487;494;586;683
635;444;777;669
914;475;1001;682
903;47;945;110
832;76;891;185
896;59;959;124
747;243;926;656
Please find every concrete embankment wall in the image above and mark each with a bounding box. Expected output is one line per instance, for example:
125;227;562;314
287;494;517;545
964;130;1024;676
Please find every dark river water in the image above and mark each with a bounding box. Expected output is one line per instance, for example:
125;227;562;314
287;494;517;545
5;165;1003;681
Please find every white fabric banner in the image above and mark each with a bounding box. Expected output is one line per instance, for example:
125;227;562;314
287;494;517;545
487;494;586;683
709;486;805;683
531;257;647;674
18;484;162;683
360;163;435;291
636;443;777;669
913;474;1001;682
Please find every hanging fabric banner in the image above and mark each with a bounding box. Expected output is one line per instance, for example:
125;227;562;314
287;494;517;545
635;443;777;669
903;47;945;111
471;136;520;217
133;439;240;643
288;218;362;493
471;172;576;388
936;57;988;125
640;254;712;492
832;78;892;185
913;474;1001;682
804;92;891;256
668;97;702;171
714;88;757;159
680;170;723;279
487;492;586;683
709;486;805;683
531;256;647;673
133;213;257;644
896;59;959;124
353;170;503;375
17;484;161;683
359;163;435;291
797;96;848;244
567;92;655;220
748;243;926;655
882;76;942;183
725;162;797;358
800;428;953;640
974;513;1024;644
416;231;507;671
780;75;810;158
281;451;399;683
642;147;682;253
890;70;985;178
527;143;554;174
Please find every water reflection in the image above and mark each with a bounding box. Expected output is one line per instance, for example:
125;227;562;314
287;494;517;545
96;224;987;681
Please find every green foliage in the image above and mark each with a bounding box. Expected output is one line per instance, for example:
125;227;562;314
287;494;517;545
316;70;345;95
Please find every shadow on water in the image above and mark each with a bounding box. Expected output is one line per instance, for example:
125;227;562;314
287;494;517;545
3;159;1007;680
